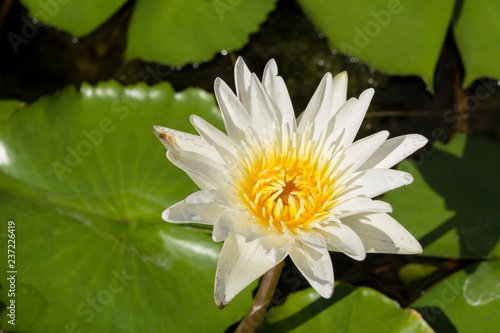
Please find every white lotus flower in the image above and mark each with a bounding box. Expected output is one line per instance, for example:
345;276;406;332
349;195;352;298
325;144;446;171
152;58;426;308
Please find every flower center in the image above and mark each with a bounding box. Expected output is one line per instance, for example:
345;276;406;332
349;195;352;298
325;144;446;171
236;133;338;234
277;180;296;205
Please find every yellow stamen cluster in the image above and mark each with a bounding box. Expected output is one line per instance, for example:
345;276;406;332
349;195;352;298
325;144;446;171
234;130;339;234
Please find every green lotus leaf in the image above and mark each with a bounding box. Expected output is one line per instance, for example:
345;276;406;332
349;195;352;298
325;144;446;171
257;283;433;332
0;100;22;124
453;0;500;88
297;0;455;87
126;0;277;65
20;0;128;37
19;0;278;65
412;260;500;332
384;133;500;259
0;81;254;332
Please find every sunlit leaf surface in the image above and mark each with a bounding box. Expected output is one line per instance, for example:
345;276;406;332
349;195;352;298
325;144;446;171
126;0;277;65
297;0;455;87
453;0;500;87
0;81;254;332
20;0;128;37
384;134;500;259
412;260;500;332
258;283;433;332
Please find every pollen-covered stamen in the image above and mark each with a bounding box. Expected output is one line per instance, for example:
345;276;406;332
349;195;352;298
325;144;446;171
236;129;339;234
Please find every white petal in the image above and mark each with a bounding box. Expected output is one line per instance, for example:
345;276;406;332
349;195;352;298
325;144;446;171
262;59;296;132
213;210;251;242
152;125;222;163
335;130;389;179
167;150;229;190
214;78;251;143
341;169;414;199
163;190;231;224
297;73;333;140
262;59;278;89
332;88;375;149
318;223;366;261
257;233;293;263
242;224;292;264
341;213;422;254
333;197;392;218
248;73;279;131
330;71;348;115
289;242;334;298
190;115;237;163
295;230;328;257
360;134;428;170
234;57;252;109
215;233;286;308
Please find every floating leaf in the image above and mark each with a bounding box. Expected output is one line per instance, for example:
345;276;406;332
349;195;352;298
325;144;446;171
383;134;500;259
0;100;22;124
0;81;253;332
453;0;500;88
297;0;455;87
412;260;500;332
20;0;128;37
126;0;277;64
19;0;277;65
258;283;433;332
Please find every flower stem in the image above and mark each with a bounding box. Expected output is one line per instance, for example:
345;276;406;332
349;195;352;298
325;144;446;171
235;260;285;333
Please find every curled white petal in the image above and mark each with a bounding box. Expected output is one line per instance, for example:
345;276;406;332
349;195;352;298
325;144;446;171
361;134;428;170
335;130;389;179
289;242;334;298
163;189;231;224
213;210;251;242
333;197;392;218
166;150;229;190
152;125;222;163
215;233;286;308
341;169;414;199
318;223;366;261
342;213;423;254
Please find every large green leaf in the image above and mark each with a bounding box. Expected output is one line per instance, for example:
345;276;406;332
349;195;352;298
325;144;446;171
126;0;277;65
20;0;277;65
0;100;22;124
396;133;500;331
453;0;500;88
20;0;128;37
383;134;500;259
0;81;254;332
257;283;433;332
297;0;455;87
411;260;500;332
